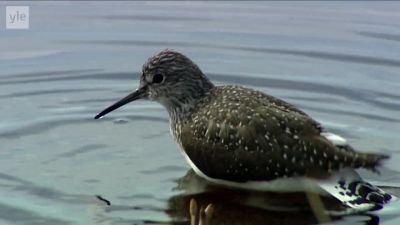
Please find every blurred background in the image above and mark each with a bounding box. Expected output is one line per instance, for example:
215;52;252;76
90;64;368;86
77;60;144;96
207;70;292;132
0;1;400;225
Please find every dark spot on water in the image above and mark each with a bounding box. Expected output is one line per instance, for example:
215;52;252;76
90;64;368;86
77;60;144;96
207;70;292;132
96;195;111;206
113;118;129;124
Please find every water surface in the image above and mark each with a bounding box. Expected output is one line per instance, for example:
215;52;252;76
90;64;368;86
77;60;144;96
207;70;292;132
1;2;400;225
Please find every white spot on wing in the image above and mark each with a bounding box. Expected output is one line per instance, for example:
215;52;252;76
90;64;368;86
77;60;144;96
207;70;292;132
322;132;347;146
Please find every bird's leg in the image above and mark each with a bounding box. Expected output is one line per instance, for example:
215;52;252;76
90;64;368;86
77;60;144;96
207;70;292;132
305;191;331;223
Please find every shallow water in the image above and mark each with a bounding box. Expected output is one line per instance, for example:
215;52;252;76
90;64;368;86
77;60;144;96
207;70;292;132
1;1;400;225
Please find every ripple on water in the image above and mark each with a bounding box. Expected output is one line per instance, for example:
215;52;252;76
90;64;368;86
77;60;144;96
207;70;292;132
67;39;400;68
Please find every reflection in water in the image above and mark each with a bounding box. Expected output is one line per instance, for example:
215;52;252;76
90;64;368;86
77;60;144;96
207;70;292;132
166;170;380;225
90;169;390;225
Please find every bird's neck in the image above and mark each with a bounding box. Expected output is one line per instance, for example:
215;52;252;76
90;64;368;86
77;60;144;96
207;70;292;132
168;99;197;124
162;83;214;125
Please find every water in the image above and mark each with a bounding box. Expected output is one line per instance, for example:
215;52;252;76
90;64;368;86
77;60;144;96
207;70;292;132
1;1;400;225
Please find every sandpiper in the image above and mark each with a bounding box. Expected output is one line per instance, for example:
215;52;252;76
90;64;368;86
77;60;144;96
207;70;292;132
95;49;393;211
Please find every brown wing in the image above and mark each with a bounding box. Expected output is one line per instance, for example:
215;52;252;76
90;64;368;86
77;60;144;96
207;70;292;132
179;87;387;182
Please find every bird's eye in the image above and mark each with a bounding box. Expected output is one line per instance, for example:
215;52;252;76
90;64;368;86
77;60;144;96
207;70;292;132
152;74;164;84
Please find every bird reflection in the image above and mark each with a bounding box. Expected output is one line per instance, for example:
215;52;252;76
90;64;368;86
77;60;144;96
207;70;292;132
166;169;381;225
91;169;382;225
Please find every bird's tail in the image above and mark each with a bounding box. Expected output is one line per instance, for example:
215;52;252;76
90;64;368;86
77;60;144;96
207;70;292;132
321;132;390;173
353;152;389;174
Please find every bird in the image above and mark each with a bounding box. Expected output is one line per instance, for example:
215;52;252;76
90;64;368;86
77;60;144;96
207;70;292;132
94;49;394;211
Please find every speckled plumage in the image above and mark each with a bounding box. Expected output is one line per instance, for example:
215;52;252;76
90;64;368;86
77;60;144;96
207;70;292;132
95;49;394;210
174;85;385;183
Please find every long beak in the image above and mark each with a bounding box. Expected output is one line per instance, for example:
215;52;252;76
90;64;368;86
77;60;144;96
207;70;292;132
94;87;145;119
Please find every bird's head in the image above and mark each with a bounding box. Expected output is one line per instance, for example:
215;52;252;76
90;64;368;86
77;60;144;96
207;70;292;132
94;49;214;119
